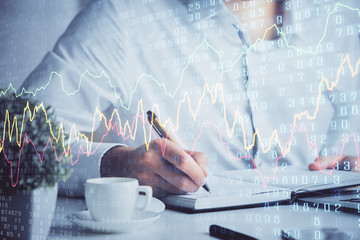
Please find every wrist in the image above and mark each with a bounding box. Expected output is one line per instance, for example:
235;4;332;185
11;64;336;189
100;146;134;177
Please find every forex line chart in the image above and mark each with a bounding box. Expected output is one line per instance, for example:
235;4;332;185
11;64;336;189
2;1;360;240
1;1;360;188
1;53;359;188
2;3;359;107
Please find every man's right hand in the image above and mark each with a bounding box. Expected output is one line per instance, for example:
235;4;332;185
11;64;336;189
100;138;208;197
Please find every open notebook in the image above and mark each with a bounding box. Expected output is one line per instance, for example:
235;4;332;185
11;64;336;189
162;168;360;212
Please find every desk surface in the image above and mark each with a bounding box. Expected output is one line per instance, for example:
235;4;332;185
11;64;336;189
48;196;360;240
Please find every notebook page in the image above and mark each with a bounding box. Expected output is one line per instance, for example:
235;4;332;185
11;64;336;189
163;176;290;210
216;167;360;191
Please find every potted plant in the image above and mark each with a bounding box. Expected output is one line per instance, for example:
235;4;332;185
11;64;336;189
0;89;72;240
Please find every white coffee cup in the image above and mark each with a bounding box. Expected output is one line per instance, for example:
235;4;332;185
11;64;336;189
85;177;152;222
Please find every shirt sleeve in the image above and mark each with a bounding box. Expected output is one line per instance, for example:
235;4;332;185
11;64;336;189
19;0;129;197
58;142;126;197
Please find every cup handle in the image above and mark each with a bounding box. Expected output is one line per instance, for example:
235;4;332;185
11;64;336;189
137;186;152;211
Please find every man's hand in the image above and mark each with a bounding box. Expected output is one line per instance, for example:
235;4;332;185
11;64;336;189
308;155;359;172
100;138;208;197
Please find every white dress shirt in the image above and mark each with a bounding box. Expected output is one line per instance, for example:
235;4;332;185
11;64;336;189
21;0;360;196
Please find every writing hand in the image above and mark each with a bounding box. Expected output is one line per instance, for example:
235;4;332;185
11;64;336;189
100;138;208;197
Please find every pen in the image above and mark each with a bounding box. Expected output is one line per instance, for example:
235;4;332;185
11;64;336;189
209;224;258;240
146;110;211;193
281;230;296;240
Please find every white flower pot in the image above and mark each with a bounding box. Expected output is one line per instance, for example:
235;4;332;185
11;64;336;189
0;183;58;240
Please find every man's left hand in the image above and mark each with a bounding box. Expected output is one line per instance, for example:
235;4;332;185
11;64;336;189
308;155;359;172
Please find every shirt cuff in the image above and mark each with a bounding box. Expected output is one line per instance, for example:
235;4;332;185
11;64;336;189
58;141;127;197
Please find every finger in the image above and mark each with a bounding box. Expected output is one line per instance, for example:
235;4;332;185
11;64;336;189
342;156;360;172
137;170;187;196
135;151;199;193
152;186;170;198
153;160;200;192
308;156;344;171
184;149;209;177
151;139;206;187
333;156;359;172
152;174;187;195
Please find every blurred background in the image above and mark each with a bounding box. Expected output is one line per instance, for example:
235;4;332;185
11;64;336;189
0;0;87;90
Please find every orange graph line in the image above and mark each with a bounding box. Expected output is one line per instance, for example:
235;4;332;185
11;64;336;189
1;54;359;162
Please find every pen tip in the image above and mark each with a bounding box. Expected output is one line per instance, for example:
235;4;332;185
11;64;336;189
203;183;211;193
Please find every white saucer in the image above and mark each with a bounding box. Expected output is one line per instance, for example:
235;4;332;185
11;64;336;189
135;196;165;213
67;197;165;233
